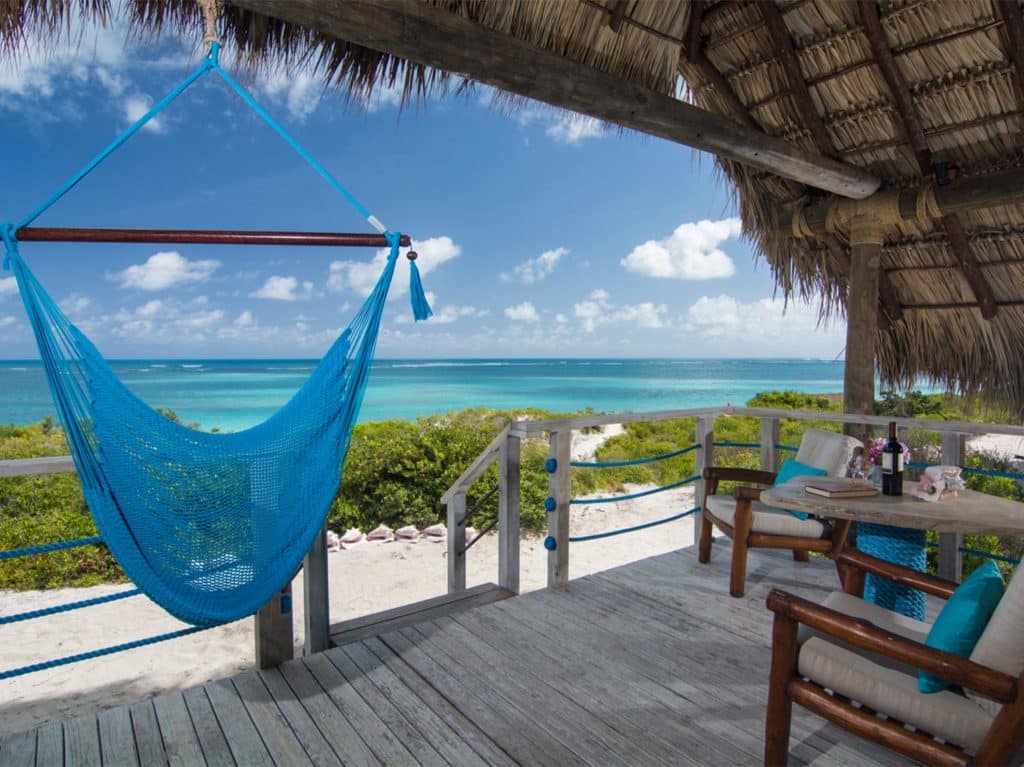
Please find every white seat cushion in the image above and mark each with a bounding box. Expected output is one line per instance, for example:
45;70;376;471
705;494;826;538
798;636;994;750
799;591;931;672
968;564;1023;713
795;428;863;477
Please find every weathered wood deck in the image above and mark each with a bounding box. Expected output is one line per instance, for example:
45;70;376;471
0;545;914;766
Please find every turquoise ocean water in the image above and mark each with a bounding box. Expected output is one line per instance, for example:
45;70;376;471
0;358;848;432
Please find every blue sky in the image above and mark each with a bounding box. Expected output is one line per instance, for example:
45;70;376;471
0;17;846;360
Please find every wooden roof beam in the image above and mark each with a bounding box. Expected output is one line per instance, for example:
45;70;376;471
759;2;838;160
995;0;1024;98
859;0;998;320
758;1;899;327
227;0;880;199
606;0;628;33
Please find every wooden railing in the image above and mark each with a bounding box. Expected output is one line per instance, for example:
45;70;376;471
443;405;1024;592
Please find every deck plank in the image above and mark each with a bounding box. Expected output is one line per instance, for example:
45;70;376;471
181;687;234;767
231;671;313;767
359;637;515;767
300;653;416;765
129;701;167;767
152;692;207;767
63;714;101;767
5;546;916;767
378;628;585;767
275;660;381;767
0;729;36;767
97;706;140;767
257;668;343;767
203;678;274;767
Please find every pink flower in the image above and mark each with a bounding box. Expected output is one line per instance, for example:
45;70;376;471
866;436;913;465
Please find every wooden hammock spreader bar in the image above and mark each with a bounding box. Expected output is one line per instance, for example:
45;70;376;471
14;227;411;248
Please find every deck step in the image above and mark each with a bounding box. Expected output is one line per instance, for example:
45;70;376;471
330;582;514;647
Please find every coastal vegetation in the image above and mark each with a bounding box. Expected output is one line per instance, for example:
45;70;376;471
0;391;1020;589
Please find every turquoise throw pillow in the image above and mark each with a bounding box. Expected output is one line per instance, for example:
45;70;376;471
919;560;1004;693
773;458;827;520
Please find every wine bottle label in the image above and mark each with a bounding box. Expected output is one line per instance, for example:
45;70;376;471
881;453;904;473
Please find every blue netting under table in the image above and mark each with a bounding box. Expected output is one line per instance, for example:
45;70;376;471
858;522;927;620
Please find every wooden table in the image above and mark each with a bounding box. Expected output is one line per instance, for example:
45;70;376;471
762;476;1024;614
761;476;1024;537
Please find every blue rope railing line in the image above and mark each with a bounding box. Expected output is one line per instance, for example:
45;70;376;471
0;535;104;560
713;441;761;449
775;444;798;452
570;443;700;469
905;462;1024;482
0;625;213;680
569;506;701;543
570;474;701;505
925;541;1021;566
0;588;141;625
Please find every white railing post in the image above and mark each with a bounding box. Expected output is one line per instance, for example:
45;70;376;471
499;434;521;594
939;432;966;582
447;491;468;593
303;525;330;655
694;416;714;510
760;417;781;473
547;429;572;588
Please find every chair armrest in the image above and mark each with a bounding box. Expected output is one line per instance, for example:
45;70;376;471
733;485;763;501
837;549;958;599
702;466;777;486
766;588;1017;703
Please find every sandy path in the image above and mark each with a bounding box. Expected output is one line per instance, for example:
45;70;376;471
0;482;699;736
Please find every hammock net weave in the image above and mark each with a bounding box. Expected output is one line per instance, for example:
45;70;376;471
2;40;423;627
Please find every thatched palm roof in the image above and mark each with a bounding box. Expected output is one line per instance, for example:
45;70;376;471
6;0;1024;412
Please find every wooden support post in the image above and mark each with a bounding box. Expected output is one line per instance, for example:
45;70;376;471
303;525;330;656
255;583;293;669
695;416;714;502
760;417;781;473
843;215;882;446
447;491;467;593
547;430;572;589
764;608;798;765
938;432;966;583
498;434;522;594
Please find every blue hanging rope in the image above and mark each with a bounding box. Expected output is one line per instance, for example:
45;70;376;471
571;443;700;469
571;474;701;505
407;253;433;321
569;506;700;543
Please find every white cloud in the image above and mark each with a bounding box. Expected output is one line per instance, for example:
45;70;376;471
546;113;602;144
685;294;844;354
59;294;92;316
328;236;460;299
621;218;741;280
0;277;17;299
234;310;254;327
257;68;323;122
122;93;165;133
573;289;668;333
0;315;16;327
504;301;539;323
501;247;568;284
110;251;220;291
250;275;313;301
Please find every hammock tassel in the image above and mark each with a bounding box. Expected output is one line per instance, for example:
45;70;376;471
408;250;433;321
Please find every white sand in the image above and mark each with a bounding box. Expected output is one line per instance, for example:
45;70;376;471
968;433;1024;461
0;481;697;736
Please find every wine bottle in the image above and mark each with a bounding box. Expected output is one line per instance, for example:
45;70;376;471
881;421;904;496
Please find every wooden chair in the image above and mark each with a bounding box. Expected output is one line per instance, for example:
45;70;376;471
698;428;862;597
764;550;1024;766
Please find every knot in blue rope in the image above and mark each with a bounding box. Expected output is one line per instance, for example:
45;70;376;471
1;223;17;271
206;41;221;70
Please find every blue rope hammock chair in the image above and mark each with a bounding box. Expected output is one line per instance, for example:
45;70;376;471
1;39;432;627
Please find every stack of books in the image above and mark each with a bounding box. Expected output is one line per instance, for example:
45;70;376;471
803;479;879;499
